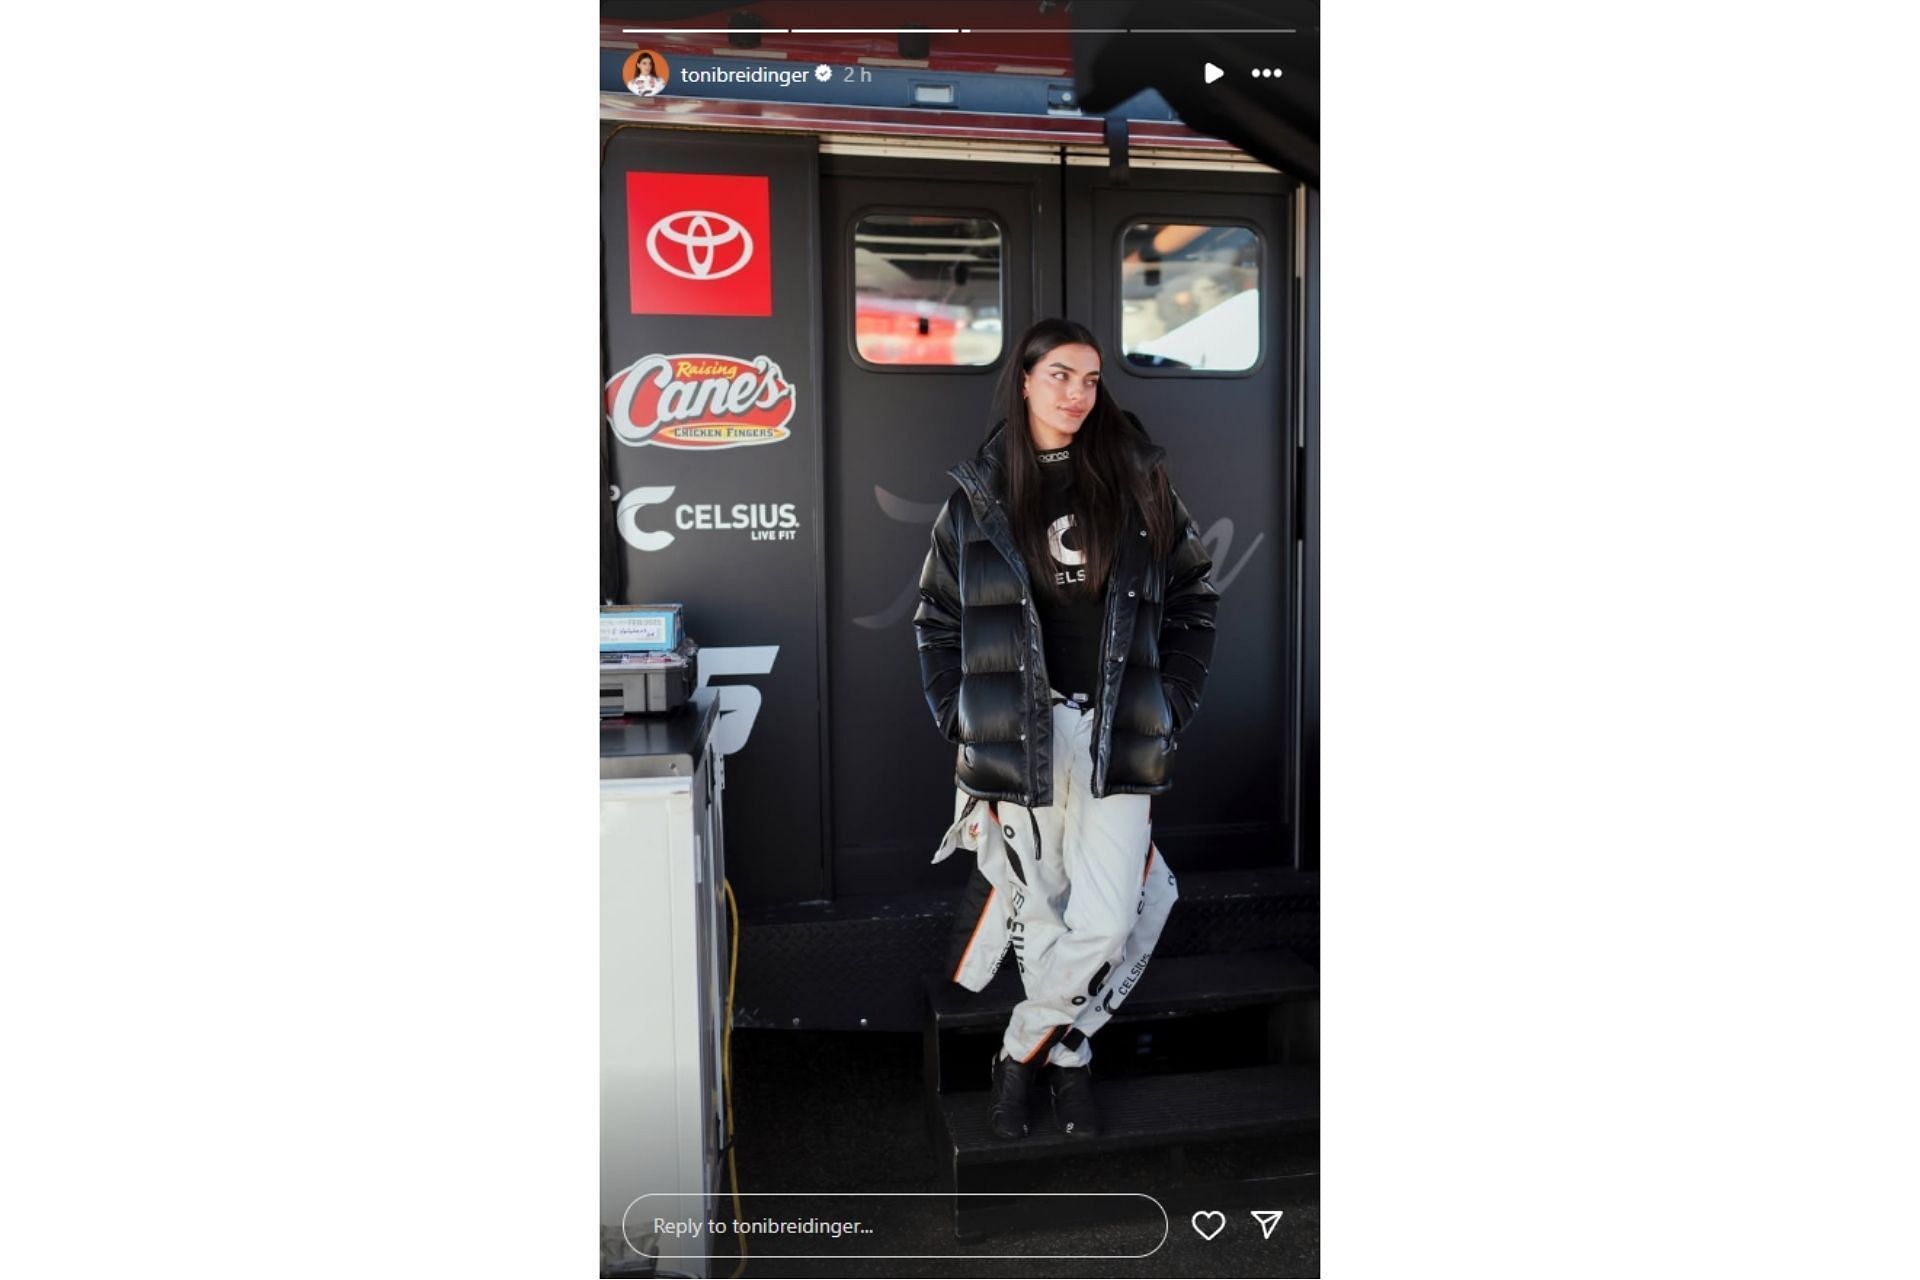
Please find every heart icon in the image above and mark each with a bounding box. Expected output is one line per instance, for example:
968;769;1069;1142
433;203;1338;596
1191;1209;1227;1241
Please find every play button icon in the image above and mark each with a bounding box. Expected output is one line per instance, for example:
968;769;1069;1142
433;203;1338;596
1204;62;1224;84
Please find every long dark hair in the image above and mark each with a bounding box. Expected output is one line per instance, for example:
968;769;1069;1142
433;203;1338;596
995;318;1177;602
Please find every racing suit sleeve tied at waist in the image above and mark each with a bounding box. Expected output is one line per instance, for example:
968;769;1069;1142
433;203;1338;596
938;783;1179;1070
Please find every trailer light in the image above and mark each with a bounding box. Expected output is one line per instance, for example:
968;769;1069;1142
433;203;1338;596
913;83;955;106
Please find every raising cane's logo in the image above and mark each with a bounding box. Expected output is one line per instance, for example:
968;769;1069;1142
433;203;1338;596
605;352;796;450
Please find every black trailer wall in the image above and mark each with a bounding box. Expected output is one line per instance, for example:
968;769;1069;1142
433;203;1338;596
603;130;1309;920
601;128;827;907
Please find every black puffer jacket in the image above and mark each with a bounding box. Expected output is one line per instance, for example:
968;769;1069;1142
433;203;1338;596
913;417;1219;808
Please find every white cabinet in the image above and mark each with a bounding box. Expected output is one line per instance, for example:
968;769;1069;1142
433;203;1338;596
600;693;725;1277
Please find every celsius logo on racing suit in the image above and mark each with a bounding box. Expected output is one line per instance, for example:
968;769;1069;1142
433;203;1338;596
605;352;796;450
613;485;800;552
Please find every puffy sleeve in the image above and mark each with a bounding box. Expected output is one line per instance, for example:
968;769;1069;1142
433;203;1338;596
912;489;967;742
1157;480;1219;733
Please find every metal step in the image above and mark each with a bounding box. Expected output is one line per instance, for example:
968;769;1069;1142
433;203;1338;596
737;868;1318;1031
928;948;1318;1031
923;948;1319;1093
938;1063;1319;1166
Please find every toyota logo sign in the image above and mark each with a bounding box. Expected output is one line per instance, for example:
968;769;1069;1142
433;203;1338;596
646;210;755;281
625;172;771;315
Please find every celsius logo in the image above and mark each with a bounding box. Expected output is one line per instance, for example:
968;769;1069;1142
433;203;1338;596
1048;513;1087;587
613;485;801;553
1046;514;1085;566
615;486;677;552
606;352;796;450
646;210;754;281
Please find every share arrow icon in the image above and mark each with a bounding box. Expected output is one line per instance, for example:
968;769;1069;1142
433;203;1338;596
1251;1209;1285;1239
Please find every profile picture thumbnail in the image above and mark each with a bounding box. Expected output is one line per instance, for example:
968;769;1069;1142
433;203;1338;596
625;49;669;97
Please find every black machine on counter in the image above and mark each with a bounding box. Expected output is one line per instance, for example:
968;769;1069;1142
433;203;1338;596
600;603;698;716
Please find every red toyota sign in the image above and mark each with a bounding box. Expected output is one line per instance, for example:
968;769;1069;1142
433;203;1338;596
626;171;773;316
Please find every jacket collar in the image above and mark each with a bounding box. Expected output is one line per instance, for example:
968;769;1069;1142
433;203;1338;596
949;415;1166;517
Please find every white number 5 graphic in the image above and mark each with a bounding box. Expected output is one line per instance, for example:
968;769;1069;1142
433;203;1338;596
695;645;779;757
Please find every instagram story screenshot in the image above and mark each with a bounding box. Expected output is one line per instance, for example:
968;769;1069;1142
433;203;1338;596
17;2;1920;1278
599;3;1319;1276
13;0;1920;1276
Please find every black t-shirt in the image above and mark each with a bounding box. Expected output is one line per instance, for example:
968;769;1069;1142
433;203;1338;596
1034;444;1106;702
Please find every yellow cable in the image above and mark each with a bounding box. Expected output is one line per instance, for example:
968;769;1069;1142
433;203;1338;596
723;878;746;1278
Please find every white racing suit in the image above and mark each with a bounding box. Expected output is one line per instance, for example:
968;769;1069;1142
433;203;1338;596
934;692;1180;1069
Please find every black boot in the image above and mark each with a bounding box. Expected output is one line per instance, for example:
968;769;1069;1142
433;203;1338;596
1048;1062;1100;1136
988;1053;1033;1139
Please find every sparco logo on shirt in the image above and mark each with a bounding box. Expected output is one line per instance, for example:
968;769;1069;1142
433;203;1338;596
614;485;801;552
605;352;796;450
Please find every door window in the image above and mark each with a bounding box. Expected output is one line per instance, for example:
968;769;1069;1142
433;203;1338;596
851;213;1003;367
1120;222;1262;372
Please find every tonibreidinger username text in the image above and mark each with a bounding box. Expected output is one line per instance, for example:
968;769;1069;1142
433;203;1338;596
676;66;816;87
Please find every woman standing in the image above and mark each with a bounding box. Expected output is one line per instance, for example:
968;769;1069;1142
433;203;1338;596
914;318;1220;1139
